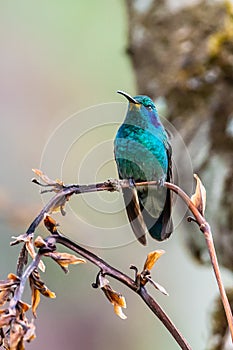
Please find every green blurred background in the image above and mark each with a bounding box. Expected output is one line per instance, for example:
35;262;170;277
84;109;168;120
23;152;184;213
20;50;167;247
0;1;232;349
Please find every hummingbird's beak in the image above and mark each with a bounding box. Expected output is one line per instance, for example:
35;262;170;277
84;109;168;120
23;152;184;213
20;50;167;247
117;90;139;104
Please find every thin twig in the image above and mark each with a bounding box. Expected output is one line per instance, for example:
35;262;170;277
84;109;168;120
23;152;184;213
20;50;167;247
164;182;233;341
203;227;233;341
139;287;191;350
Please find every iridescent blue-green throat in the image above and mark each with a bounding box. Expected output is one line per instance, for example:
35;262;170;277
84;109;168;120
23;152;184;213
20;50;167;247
114;90;173;245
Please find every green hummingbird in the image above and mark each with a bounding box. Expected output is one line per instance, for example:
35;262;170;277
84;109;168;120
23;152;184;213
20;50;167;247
114;90;173;245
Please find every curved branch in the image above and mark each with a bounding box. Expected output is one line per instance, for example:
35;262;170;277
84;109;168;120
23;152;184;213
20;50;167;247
164;182;233;341
12;229;192;349
139;287;191;349
51;233;193;350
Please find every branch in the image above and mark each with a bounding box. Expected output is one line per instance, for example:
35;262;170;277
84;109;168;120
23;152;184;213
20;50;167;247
55;234;191;349
28;173;233;340
12;231;192;350
165;181;233;341
5;171;232;349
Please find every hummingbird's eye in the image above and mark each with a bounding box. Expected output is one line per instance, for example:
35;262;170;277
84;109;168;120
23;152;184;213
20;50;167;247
147;105;153;111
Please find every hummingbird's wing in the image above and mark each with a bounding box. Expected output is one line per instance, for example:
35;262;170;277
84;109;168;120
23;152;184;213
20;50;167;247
122;186;147;245
152;140;173;240
160;141;173;239
139;140;173;241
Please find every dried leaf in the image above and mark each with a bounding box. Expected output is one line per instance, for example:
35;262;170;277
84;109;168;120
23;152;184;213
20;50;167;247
10;234;29;246
7;274;20;282
0;274;20;306
0;312;14;328
10;235;45;272
40;288;56;299
29;270;56;317
0;290;11;307
10;322;24;350
143;250;165;271
32;169;62;186
102;285;127;320
23;319;36;343
98;274;109;289
2;336;10;350
114;305;127;320
51;204;65;215
30;280;55;317
34;236;46;248
25;239;36;258
17;339;25;350
43;215;58;234
18;301;30;313
47;252;86;273
0;274;20;290
31;289;40;318
25;239;45;273
191;174;206;216
44;195;69;216
146;277;169;296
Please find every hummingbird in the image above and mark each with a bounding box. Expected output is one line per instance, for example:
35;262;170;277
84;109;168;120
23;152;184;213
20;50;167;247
114;90;173;245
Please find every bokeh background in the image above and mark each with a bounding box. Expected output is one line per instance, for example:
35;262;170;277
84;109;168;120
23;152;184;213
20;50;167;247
0;1;232;349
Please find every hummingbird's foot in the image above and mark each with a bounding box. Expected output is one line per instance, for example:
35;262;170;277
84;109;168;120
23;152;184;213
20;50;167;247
157;178;165;187
128;177;136;188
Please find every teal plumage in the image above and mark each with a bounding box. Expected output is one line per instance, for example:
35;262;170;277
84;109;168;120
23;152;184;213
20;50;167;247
114;91;173;245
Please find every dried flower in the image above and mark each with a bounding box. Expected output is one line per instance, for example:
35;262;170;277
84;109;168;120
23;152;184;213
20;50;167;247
43;215;58;234
191;174;206;216
11;235;45;272
8;317;36;349
24;319;36;343
34;236;46;248
0;310;15;328
102;285;127;320
140;250;168;295
29;270;56;317
32;169;63;187
0;274;20;307
45;251;86;273
143;250;165;271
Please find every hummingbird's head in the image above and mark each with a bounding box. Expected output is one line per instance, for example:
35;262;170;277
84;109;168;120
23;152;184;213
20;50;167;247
117;90;156;109
117;90;160;127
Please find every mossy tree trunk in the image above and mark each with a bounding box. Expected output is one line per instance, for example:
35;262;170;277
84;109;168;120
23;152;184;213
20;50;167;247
124;1;233;348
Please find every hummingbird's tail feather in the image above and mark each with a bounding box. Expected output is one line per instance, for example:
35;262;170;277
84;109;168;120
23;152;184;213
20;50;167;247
144;149;173;241
142;187;173;241
160;187;173;240
122;187;147;245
